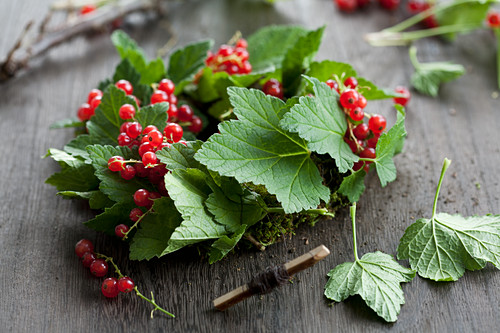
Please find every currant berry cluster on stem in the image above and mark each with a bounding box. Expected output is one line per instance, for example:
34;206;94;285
206;38;252;75
75;239;174;317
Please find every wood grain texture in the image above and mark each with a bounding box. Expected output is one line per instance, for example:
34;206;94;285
0;0;499;332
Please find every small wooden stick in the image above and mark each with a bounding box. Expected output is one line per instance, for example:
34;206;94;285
213;245;330;311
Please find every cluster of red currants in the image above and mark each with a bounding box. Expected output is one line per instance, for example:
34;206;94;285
206;38;252;75
327;76;410;172
75;239;135;298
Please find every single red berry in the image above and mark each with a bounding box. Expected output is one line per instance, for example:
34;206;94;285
487;11;500;28
87;89;103;104
407;0;425;13
80;4;96;15
240;61;252;74
101;277;120;298
344;76;358;89
150;90;168;104
75;239;94;258
423;13;439;29
340;89;360;109
120;122;131;133
90;259;108;277
163;123;184;143
129;208;143;222
178;105;194;122
262;79;284;99
146;130;163;147
357;94;367;109
369;114;387;134
81;252;96;268
218;45;234;57
138;142;155;157
357;0;371;7
108;156;125;172
115;79;133;95
77;103;94;121
157;142;172;151
134;189;150;207
378;0;400;10
393;86;411;106
335;0;357;12
119;104;136;120
367;134;380;149
114;224;130;238
142;125;159;135
134;163;149;177
117;133;131;146
142;151;158;168
168;94;178;106
90;95;102;110
349;107;364;122
158;79;175;95
235;48;250;61
236;38;248;49
352;161;365;172
120;164;136;180
167;104;179;122
148;164;168;184
125;122;142;139
344;138;362;154
326;79;339;92
353;123;370;140
118;277;135;293
188;116;203;134
359;147;376;160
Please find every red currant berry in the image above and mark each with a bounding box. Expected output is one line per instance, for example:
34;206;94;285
142;151;158;168
101;277;120;298
90;259;108;277
326;79;339;92
125;122;142;139
87;89;103;104
148;164;168;184
168;94;178;106
163;123;183;143
359;147;376;160
117;277;135;293
357;0;371;7
120;164;136;180
108;156;125;172
142;125;159;135
117;133;131;146
407;0;425;13
134;163;149;177
188;116;203;134
368;114;387;134
263;79;284;99
80;4;96;15
120;122;131;133
114;224;129;238
138;142;155;157
134;189;150;207
393;86;411;106
178;105;194;122
157;142;172;151
130;208;143;222
150;90;168;104
77;103;94;121
423;14;439;28
158;79;175;95
149;191;161;201
353;123;370;140
115;79;133;95
240;61;252;74
352;161;365;172
90;95;102;110
118;104;136;120
349;107;364;122
236;38;248;49
344;76;358;89
81;252;96;268
487;11;500;28
340;89;360;109
335;0;357;12
218;45;234;57
75;239;94;258
146;130;163;147
235;48;250;61
344;138;361;154
378;0;400;10
367;134;380;149
357;94;367;109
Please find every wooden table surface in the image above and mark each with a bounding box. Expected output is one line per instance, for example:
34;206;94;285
1;0;499;332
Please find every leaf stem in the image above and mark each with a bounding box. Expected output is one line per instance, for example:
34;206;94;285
350;203;359;262
266;207;335;217
408;45;420;70
432;158;452;218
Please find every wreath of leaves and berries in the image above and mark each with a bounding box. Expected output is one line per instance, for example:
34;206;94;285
46;25;407;264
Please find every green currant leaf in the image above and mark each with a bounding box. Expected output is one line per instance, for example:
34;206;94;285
86;145;153;204
49;118;84;129
306;60;357;82
282;26;325;97
87;85;137;145
134;102;169;131
156;141;204;171
129;197;183;260
435;0;492;40
63;135;96;162
167;39;213;93
57;190;114;210
45;149;98;191
195;87;330;214
84;202;134;236
338;169;366;203
280;76;359;173
372;106;406;187
163;168;227;254
409;46;465;97
357;78;401;100
209;225;247;264
47;148;86;169
247;25;308;73
325;251;415;323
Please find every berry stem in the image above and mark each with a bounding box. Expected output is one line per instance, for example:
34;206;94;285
432;158;452;219
265;207;335;217
123;206;154;240
359;157;376;163
350;203;359;262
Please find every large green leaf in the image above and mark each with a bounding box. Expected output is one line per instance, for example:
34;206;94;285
337;169;366;203
84;202;134;235
280;76;358;173
195;87;330;213
209;225;247;264
57;190;114;210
